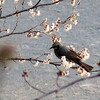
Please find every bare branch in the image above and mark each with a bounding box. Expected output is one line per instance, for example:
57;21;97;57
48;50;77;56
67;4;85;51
36;0;64;8
0;0;64;19
0;20;44;38
34;74;100;100
23;73;46;94
11;16;19;33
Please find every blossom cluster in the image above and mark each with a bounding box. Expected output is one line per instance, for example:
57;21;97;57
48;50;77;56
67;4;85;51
66;45;90;61
60;45;90;76
0;28;10;33
71;0;76;6
27;32;40;39
29;9;40;17
43;53;53;64
77;48;90;61
42;18;60;34
64;13;79;31
75;67;90;76
61;56;75;69
57;70;69;76
51;34;61;43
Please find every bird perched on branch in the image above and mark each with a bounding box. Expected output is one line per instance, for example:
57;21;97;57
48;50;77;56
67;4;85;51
50;42;93;72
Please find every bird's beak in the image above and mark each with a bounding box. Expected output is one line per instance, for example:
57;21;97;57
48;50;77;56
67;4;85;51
50;46;53;49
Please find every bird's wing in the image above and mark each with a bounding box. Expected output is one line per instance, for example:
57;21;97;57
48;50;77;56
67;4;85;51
69;49;82;59
59;46;81;62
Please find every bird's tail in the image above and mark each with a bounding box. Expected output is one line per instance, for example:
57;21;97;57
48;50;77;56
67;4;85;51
79;62;93;72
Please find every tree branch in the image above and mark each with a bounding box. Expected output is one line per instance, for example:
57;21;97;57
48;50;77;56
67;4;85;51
0;0;64;19
23;74;46;94
34;74;100;100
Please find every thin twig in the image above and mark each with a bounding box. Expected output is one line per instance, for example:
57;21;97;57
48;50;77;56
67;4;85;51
23;75;46;94
11;16;19;33
36;0;64;8
56;75;61;88
72;0;81;14
0;21;44;38
91;70;100;72
0;0;64;19
34;74;100;100
0;57;61;67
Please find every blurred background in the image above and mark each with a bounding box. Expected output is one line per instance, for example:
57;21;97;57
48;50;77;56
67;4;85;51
0;0;100;100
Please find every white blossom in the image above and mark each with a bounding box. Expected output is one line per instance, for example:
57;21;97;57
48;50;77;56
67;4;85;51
50;23;55;30
6;28;10;33
77;67;90;76
71;19;78;25
36;10;41;16
64;24;72;31
47;53;52;60
27;0;33;7
61;56;74;69
29;9;36;17
34;61;39;67
44;24;50;32
78;48;90;61
71;0;75;6
33;32;40;39
43;59;50;64
66;45;75;51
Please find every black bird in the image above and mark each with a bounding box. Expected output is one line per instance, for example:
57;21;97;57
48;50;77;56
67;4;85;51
50;42;93;72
